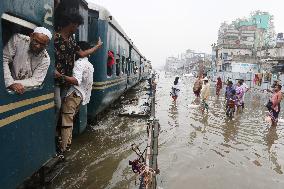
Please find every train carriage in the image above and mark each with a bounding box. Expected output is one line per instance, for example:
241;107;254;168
0;1;55;189
86;2;145;118
0;0;150;188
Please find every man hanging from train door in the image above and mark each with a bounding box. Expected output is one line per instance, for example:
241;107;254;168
55;41;99;156
54;12;103;129
3;27;52;94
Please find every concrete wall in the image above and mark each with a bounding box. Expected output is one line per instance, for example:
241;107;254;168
257;47;284;58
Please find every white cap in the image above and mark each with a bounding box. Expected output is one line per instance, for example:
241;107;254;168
202;77;209;81
33;27;52;40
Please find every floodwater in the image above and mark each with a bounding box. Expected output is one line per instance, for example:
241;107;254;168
51;73;284;189
50;83;150;189
156;73;284;189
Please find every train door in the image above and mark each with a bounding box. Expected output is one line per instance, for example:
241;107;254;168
88;9;99;44
72;8;100;133
127;46;132;86
0;1;55;189
71;6;99;135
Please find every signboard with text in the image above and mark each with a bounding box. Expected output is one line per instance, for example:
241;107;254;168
231;63;258;73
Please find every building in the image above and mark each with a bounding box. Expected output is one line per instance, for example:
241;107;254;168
276;33;284;48
164;56;182;72
215;11;276;73
165;49;211;75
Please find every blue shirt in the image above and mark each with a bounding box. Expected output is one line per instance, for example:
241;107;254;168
225;86;234;100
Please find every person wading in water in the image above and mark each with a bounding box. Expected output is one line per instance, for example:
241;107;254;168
235;80;244;113
216;76;222;97
266;84;283;127
170;77;180;102
200;77;210;114
193;75;203;98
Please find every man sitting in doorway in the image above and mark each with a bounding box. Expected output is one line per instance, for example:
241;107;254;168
3;27;52;94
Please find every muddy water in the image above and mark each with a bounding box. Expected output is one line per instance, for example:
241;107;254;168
50;83;149;189
51;74;284;189
156;74;284;189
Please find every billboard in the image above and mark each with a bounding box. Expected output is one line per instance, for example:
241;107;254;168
231;62;258;73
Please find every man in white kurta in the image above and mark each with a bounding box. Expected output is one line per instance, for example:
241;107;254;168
200;77;210;113
3;27;52;94
59;52;95;153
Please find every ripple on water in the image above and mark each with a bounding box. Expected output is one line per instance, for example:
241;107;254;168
156;75;284;189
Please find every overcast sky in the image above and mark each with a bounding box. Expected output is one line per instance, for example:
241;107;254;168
91;0;284;68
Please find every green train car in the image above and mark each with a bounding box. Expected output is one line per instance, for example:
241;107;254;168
0;1;55;189
0;0;151;188
87;2;148;117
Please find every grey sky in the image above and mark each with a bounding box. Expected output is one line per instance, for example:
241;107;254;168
92;0;284;68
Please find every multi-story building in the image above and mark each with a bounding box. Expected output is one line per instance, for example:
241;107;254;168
215;11;276;73
165;49;211;74
276;33;284;48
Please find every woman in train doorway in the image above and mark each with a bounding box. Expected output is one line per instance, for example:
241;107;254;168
170;77;180;102
107;50;115;76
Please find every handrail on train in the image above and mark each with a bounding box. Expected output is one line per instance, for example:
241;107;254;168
1;13;37;29
6;85;43;94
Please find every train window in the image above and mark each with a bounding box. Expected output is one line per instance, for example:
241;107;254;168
107;50;115;77
126;57;130;74
1;13;35;46
134;63;138;74
121;56;125;75
1;13;49;94
116;54;120;76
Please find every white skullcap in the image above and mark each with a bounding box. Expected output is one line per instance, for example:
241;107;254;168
202;77;209;81
33;27;52;40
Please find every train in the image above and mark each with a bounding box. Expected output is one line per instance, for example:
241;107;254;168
0;0;151;189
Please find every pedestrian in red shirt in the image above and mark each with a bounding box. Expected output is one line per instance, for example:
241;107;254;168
216;77;222;96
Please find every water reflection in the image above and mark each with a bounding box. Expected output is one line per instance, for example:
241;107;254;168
223;119;239;143
265;126;278;152
50;74;284;189
50;82;149;189
168;101;179;127
265;126;283;174
157;74;284;189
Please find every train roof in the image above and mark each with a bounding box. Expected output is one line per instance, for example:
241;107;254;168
87;1;142;56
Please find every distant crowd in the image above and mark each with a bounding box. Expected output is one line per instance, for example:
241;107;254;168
169;73;283;127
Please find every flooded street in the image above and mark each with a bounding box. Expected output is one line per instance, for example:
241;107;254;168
156;73;284;189
51;74;284;189
51;83;150;189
